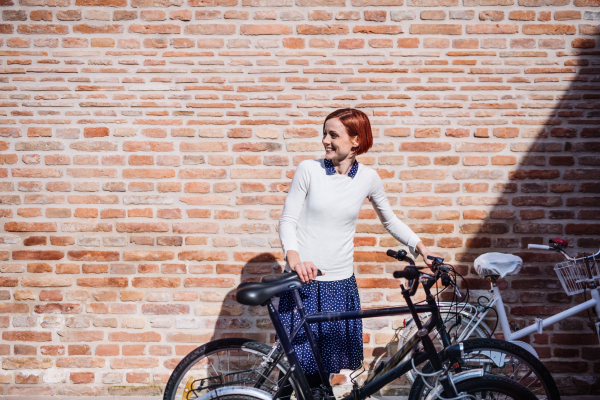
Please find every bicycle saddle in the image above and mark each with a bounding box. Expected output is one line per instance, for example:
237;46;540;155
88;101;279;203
474;253;522;278
236;273;304;306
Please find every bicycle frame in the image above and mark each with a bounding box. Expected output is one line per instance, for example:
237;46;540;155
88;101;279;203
422;283;600;344
399;252;600;364
494;283;600;341
265;296;445;400
410;272;600;348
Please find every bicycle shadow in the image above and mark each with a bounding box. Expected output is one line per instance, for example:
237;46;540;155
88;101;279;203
209;253;284;344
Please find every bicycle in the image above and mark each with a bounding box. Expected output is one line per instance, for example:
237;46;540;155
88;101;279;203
401;238;600;400
164;249;540;400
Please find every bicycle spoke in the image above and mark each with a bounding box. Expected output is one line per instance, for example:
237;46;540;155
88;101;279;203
209;359;220;379
506;359;517;380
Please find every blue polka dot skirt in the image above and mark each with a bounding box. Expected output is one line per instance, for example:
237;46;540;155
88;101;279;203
277;275;363;375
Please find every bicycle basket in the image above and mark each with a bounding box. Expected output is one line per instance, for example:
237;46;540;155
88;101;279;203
554;257;600;295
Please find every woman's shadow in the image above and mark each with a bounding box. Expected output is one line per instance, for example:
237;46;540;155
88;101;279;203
210;253;283;344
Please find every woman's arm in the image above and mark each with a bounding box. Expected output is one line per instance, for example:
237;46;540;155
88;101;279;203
368;173;441;267
278;162;319;282
278;162;310;257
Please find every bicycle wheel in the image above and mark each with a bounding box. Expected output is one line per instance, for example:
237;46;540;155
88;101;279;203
437;374;540;400
408;338;560;400
399;311;490;384
163;338;298;400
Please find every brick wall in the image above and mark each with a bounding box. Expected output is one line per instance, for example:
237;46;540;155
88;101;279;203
0;0;599;396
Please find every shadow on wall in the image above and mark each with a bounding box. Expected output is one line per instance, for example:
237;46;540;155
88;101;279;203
210;253;282;344
442;29;600;396
203;32;600;397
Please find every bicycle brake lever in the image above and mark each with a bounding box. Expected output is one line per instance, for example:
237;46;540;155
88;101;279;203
450;281;463;299
427;255;445;266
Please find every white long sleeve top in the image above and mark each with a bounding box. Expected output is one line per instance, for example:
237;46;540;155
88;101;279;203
278;159;421;281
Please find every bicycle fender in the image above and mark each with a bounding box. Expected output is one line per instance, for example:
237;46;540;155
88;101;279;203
423;369;485;400
508;340;539;359
194;387;273;400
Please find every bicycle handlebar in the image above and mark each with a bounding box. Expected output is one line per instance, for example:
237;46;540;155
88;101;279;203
527;242;600;262
386;249;416;266
528;244;551;250
392;266;421;280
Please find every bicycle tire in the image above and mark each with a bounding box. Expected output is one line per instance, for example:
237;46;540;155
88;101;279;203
439;374;540;400
408;338;560;400
399;311;490;384
163;338;298;400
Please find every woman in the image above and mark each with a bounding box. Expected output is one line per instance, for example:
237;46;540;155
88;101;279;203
277;108;441;388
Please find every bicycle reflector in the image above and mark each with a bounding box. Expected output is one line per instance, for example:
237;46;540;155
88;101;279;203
551;238;568;247
183;377;194;400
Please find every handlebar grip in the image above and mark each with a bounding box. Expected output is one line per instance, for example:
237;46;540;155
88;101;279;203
528;244;551;250
393;266;420;280
386;249;415;265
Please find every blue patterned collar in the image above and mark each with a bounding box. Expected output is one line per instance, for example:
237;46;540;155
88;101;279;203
324;158;359;178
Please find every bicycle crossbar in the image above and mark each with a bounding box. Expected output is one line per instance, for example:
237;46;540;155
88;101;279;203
496;284;600;341
304;305;435;324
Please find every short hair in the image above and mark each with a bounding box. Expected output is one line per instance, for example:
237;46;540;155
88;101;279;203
323;108;373;156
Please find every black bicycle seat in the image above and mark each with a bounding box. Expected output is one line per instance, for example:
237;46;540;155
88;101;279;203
236;273;304;306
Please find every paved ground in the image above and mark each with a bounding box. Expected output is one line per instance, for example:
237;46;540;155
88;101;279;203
0;396;597;400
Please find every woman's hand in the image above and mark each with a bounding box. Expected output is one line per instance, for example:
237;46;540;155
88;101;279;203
415;242;443;270
292;261;319;283
286;250;321;283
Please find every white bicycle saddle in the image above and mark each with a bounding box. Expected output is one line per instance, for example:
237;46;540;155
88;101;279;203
474;253;523;278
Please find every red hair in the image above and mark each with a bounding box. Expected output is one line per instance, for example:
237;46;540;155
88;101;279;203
323;108;373;156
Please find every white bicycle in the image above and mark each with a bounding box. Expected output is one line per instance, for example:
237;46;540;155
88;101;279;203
400;238;600;400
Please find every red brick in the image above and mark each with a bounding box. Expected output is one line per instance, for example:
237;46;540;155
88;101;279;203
131;277;180;288
41;345;65;356
410;24;462;35
96;344;119;356
3;331;52;342
126;372;150;383
523;24;576;35
69;344;91;356
110;357;159;369
122;344;145;356
14;344;37;355
16;371;39;383
108;332;161;342
71;372;95;384
397;38;419;48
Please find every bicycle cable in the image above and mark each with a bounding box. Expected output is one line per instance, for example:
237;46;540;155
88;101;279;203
476;295;499;336
439;265;472;339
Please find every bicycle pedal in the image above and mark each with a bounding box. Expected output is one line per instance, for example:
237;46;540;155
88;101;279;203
310;387;333;400
509;320;520;332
